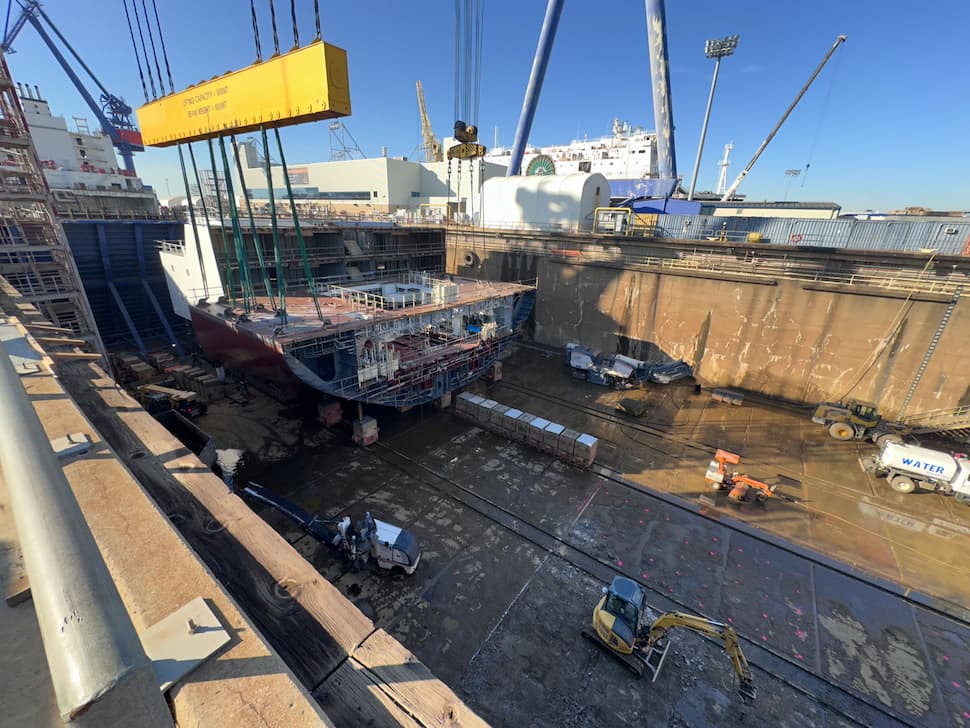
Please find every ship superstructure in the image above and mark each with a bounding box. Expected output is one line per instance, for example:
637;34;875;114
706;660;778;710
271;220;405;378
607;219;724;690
486;119;668;197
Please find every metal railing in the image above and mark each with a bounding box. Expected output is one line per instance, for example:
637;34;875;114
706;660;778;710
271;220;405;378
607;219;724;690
449;233;970;297
901;405;970;432
0;340;172;726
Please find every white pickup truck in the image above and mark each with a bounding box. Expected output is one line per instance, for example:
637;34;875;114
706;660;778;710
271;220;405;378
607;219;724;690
864;441;970;501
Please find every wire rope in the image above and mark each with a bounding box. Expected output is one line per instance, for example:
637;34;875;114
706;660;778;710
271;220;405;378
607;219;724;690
259;127;287;324
140;0;165;97
150;0;175;93
268;0;280;56
121;0;149;103
289;0;299;49
274;127;322;319
177;144;210;301
207;138;235;304
313;0;321;40
249;0;263;61
130;0;157;98
231;135;277;309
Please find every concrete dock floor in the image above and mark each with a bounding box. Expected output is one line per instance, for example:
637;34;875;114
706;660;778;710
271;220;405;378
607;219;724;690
197;347;970;727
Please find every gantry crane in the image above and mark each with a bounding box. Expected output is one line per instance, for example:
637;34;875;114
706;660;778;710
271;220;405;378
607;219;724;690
416;80;442;163
2;0;144;171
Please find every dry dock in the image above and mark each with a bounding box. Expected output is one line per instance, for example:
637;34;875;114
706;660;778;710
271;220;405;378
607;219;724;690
201;345;970;727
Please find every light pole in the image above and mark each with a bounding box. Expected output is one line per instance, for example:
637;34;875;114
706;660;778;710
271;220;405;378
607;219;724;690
687;35;738;201
784;168;801;201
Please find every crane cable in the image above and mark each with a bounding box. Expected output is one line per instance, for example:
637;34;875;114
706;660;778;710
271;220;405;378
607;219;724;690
218;136;256;311
177;144;211;302
121;0;149;103
801;46;843;188
474;0;484;125
289;0;299;50
275;127;323;319
206;139;235;304
129;0;156;98
230;135;277;311
150;0;175;94
250;0;263;62
453;0;461;123
140;0;165;97
268;0;280;56
259;126;287;324
313;0;321;40
835;253;937;400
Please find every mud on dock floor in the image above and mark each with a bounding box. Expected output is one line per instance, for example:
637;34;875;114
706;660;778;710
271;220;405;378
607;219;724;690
197;347;970;727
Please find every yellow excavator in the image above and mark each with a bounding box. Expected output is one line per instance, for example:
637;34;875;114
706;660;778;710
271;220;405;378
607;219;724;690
581;576;756;704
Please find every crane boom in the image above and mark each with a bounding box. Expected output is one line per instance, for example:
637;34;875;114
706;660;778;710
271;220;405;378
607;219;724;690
2;0;143;172
721;34;846;201
642;611;755;702
416;80;442;163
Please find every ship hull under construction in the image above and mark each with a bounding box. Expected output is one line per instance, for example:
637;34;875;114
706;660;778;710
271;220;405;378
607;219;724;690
191;274;535;405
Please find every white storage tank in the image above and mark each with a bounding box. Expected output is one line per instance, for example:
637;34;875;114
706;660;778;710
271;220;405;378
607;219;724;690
878;441;959;481
481;173;611;232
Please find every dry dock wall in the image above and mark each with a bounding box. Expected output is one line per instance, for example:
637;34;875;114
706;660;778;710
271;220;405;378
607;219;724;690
447;230;970;416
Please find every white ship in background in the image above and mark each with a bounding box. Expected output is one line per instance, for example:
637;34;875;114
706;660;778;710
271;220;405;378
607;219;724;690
485;119;669;197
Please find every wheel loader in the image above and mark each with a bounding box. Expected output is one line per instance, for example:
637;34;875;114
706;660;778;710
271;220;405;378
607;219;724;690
811;399;908;445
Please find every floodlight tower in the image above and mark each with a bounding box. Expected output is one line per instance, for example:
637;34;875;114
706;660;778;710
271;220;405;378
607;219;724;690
687;35;738;201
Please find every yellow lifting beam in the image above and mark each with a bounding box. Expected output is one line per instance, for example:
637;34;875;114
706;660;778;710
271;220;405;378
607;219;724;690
136;41;351;147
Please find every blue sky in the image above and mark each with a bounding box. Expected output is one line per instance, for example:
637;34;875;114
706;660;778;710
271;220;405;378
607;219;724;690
7;0;969;211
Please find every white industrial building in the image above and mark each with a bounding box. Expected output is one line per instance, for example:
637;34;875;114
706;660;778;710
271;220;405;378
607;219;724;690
16;84;158;217
233;138;506;220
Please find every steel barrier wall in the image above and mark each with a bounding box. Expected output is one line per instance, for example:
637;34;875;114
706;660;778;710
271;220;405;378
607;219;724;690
653;214;970;254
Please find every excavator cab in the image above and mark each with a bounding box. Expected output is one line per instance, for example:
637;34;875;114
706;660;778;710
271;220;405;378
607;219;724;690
594;576;644;654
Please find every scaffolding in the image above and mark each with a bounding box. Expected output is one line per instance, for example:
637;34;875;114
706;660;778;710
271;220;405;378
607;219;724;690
0;52;100;340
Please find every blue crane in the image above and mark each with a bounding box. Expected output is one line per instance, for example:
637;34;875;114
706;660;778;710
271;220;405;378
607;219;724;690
2;0;144;172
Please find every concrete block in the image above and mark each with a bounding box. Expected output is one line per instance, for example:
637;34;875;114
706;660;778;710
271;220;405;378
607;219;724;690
50;432;91;459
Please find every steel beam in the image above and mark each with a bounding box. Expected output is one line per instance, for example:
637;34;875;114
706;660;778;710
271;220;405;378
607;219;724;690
645;0;677;185
506;0;565;177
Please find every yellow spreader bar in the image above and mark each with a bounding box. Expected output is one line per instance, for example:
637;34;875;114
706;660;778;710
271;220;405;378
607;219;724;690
136;41;351;147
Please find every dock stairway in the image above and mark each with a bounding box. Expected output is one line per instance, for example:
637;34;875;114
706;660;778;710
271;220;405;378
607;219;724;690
900;405;970;442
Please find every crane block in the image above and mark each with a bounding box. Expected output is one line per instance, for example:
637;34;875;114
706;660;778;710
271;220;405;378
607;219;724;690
446;143;487;160
135;41;351;147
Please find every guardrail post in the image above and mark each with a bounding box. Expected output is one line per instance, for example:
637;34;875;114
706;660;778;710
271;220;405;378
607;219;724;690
0;340;172;726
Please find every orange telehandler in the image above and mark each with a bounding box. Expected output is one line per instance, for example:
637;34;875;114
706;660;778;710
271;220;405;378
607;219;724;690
705;450;776;504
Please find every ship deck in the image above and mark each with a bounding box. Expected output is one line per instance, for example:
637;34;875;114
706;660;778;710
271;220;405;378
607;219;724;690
194;277;533;353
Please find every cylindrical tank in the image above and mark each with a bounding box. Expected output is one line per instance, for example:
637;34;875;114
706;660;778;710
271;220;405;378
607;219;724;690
878;441;958;481
481;173;611;232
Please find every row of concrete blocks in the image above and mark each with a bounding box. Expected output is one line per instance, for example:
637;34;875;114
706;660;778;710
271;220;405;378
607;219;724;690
455;392;598;468
711;388;745;406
